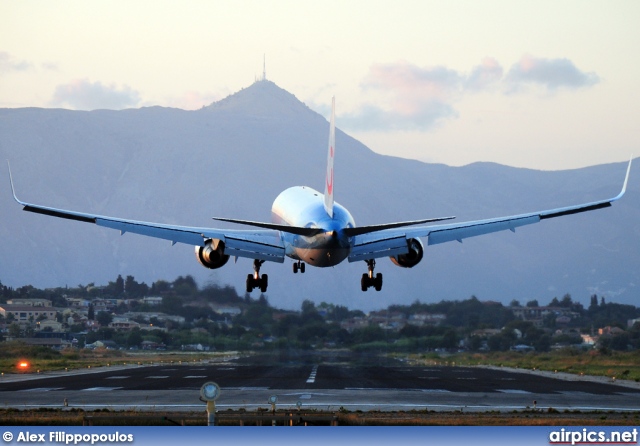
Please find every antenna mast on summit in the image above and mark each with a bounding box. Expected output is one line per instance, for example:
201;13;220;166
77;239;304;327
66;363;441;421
263;54;266;81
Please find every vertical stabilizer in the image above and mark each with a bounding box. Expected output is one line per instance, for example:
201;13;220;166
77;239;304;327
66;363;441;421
324;97;336;218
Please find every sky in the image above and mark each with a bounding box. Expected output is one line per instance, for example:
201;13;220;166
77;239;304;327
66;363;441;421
1;0;638;170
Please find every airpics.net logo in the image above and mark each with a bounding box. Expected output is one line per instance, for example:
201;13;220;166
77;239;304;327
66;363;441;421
549;428;638;445
3;431;133;445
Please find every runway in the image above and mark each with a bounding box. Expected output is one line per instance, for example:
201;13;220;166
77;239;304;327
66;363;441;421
1;353;638;412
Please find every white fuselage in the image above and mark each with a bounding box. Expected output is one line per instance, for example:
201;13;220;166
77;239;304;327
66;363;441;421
271;186;355;267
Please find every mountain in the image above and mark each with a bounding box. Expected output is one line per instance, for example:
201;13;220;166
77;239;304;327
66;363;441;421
1;80;638;311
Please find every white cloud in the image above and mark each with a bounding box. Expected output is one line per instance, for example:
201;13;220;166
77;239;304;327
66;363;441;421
340;55;598;132
163;91;222;110
340;61;462;131
464;57;504;92
505;54;600;92
50;79;141;110
0;51;32;74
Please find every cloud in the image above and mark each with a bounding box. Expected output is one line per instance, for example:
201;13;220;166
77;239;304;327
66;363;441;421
341;61;462;131
164;90;222;110
340;55;598;132
50;79;141;110
505;54;600;92
464;57;504;92
0;51;32;74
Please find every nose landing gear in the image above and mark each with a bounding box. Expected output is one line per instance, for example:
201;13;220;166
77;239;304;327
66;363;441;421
361;259;382;291
246;259;268;292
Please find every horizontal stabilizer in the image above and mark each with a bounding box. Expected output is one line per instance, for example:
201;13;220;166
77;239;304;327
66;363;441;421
343;216;456;237
213;217;324;236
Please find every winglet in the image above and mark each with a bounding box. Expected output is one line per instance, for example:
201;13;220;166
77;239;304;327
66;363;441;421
7;160;25;206
323;96;336;219
612;156;633;202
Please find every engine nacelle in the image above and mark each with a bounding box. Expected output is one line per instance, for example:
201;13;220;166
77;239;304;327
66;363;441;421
390;238;424;268
195;239;230;269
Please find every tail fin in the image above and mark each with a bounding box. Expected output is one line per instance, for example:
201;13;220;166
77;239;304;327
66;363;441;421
324;96;335;218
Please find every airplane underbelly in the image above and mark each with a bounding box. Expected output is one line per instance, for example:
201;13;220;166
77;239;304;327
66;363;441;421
296;246;349;267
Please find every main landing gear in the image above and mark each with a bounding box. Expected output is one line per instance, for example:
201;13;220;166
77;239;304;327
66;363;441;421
361;259;383;292
246;259;268;293
293;261;306;274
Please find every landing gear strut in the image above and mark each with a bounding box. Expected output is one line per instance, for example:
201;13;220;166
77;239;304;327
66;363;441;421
293;261;306;274
246;259;268;293
361;259;383;292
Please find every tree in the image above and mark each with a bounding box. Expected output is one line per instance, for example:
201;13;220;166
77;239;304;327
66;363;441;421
96;311;113;327
173;275;198;296
8;323;22;338
115;275;125;296
88;304;95;320
127;329;143;347
560;294;573;308
526;300;539;308
125;275;149;298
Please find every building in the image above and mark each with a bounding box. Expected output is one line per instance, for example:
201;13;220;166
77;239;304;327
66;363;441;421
0;305;59;323
510;306;577;327
142;296;163;306
7;298;52;307
407;313;446;327
108;318;140;331
66;298;90;308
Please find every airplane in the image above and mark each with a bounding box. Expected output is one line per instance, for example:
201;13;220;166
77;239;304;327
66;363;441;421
7;97;632;293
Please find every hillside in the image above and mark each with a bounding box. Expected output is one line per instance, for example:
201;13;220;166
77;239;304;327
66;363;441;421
1;80;638;310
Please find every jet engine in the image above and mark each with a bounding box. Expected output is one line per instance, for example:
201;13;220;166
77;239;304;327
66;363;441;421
195;239;230;269
390;238;424;268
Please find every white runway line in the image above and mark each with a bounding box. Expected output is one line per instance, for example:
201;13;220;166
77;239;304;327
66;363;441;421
306;365;319;384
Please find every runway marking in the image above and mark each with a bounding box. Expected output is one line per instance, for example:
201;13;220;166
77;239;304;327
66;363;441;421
280;392;336;397
218;367;236;371
456;377;478;380
497;389;531;394
82;387;123;391
559;391;594;396
306;365;318;384
146;376;170;379
225;387;270;391
421;389;451;393
419;377;440;379
105;376;130;379
299;394;311;399
183;376;207;379
20;387;64;392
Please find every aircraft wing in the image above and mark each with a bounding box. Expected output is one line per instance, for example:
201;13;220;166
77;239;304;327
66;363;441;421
8;167;285;263
349;158;632;262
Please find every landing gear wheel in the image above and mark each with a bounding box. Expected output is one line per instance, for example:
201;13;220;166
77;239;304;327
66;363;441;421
374;273;383;291
247;260;268;292
246;274;254;293
293;261;306;274
260;274;268;292
361;259;383;291
361;273;369;292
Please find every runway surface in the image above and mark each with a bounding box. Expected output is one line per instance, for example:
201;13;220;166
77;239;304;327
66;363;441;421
1;353;638;412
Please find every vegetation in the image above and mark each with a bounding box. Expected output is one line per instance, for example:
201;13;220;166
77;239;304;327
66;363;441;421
1;275;640;377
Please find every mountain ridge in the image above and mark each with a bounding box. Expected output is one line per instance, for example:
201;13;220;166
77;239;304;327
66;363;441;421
1;81;638;311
